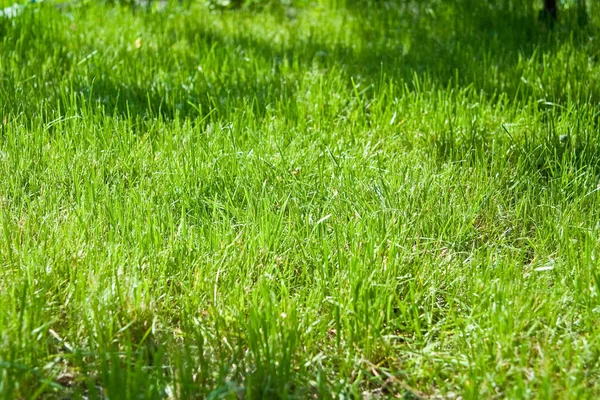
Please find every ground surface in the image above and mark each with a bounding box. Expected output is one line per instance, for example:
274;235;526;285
1;0;600;398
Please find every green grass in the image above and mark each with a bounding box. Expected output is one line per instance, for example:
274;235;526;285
1;0;600;398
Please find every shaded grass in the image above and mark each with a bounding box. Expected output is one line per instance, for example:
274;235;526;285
1;0;600;398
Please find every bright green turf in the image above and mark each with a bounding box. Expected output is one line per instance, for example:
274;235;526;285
1;0;600;398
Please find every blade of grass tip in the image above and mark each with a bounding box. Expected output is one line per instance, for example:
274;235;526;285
312;213;332;235
351;77;364;111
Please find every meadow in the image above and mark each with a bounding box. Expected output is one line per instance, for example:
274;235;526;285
1;0;600;398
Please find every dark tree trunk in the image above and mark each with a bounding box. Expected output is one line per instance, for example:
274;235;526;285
543;0;558;20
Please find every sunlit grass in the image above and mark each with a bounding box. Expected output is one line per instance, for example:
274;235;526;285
1;0;599;398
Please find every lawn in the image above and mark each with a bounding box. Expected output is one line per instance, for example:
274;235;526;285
1;0;600;398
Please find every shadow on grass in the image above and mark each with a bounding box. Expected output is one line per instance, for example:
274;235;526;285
46;0;597;178
83;0;598;116
1;1;597;129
